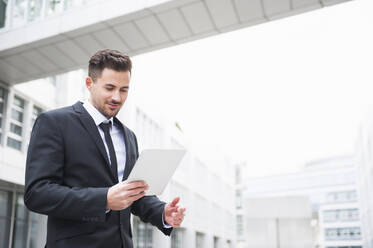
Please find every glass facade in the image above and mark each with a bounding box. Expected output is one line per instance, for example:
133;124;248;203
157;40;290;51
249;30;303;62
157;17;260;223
326;246;362;248
0;86;5;144
196;232;205;248
133;217;153;248
31;106;42;128
0;88;44;151
7;95;25;151
0;190;12;248
171;228;183;248
0;189;43;248
325;227;362;241
1;0;96;29
11;0;27;27
236;215;243;237
323;209;359;222
27;0;43;22
0;0;6;28
13;193;29;248
213;236;219;248
326;190;357;204
236;189;242;209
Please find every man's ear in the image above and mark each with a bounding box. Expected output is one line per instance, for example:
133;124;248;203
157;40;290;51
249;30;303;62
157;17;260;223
86;77;93;89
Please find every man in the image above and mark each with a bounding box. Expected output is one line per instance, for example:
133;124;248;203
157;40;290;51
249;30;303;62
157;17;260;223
24;49;185;248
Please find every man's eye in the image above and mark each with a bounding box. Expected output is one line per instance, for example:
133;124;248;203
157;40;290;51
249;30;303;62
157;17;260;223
106;88;114;91
120;89;128;92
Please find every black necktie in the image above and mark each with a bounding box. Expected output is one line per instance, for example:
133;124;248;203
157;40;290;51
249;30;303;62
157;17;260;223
99;121;118;180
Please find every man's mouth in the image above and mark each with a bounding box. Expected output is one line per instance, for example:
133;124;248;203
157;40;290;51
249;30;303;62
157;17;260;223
108;103;119;110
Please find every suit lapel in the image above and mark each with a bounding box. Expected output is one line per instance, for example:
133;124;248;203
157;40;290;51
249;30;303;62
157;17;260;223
114;118;133;181
73;101;118;183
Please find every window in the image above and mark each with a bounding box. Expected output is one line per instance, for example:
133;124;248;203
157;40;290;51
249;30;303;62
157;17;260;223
133;217;153;248
326;246;362;248
7;95;25;151
0;189;44;248
10;123;22;136
12;0;27;27
27;105;43;147
0;190;12;248
236;189;242;209
7;138;22;150
12;193;29;247
0;0;6;28
237;215;244;237
326;190;357;204
31;106;42;128
323;209;359;222
28;211;42;248
64;0;85;10
213;236;219;248
46;0;64;16
235;166;241;184
0;87;5;144
27;0;43;22
196;232;205;248
325;227;361;241
171;228;183;248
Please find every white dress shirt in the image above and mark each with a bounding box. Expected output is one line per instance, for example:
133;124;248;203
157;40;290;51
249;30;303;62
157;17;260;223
83;100;126;182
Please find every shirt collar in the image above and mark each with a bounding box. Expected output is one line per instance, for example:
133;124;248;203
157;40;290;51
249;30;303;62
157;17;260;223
83;99;113;127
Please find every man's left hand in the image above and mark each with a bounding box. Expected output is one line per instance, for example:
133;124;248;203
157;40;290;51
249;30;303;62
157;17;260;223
164;196;186;227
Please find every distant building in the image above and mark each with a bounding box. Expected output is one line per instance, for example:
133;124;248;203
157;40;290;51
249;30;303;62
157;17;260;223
240;155;362;248
245;196;314;248
356;110;373;248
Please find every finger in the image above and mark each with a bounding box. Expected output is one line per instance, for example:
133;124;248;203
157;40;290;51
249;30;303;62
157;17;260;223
125;187;148;197
172;206;184;215
130;185;148;194
170;196;180;207
166;206;178;213
123;180;148;190
128;191;145;202
178;207;186;214
174;212;185;220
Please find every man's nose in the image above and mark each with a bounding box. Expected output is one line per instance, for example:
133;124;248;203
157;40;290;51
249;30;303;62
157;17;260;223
112;91;121;102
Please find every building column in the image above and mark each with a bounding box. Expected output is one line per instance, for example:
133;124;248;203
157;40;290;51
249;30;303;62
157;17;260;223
152;227;170;248
183;228;195;248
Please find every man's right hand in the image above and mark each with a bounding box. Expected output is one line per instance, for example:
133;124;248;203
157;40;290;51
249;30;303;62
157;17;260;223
106;180;148;211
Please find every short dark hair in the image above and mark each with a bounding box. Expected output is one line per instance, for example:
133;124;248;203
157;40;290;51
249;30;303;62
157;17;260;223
88;49;132;81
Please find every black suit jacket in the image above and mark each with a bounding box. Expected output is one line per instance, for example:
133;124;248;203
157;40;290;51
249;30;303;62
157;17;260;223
24;101;172;248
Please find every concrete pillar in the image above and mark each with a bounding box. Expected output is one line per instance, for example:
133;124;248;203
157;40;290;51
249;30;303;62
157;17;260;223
152;227;170;248
205;233;213;248
183;228;195;248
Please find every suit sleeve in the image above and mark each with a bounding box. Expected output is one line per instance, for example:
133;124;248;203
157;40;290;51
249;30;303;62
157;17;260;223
130;133;173;236
24;112;108;222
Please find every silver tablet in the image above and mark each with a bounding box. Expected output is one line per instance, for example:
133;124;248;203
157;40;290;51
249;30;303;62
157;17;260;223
127;149;186;195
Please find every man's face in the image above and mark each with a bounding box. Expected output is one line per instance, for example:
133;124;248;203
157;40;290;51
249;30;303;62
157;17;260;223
86;68;131;119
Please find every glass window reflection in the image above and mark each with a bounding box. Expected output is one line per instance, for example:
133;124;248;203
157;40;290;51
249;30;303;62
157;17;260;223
0;190;12;248
12;193;29;248
12;0;27;27
27;0;43;21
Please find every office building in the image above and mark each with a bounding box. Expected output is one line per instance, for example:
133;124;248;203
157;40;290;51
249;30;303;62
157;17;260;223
356;110;373;248
240;156;362;248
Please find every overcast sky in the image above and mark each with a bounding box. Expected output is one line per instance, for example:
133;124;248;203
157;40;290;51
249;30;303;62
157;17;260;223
130;0;372;177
